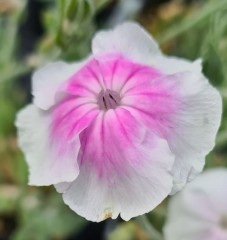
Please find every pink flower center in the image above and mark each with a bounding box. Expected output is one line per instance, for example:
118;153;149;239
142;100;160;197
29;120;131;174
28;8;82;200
51;54;181;152
97;89;121;111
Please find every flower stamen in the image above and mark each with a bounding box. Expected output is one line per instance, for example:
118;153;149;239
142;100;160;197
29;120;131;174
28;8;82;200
98;89;121;111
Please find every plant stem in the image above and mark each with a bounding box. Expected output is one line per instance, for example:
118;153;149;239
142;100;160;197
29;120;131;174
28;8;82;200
158;0;227;44
135;215;164;240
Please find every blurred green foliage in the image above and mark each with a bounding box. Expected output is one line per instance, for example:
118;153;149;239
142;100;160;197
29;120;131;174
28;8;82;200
0;0;227;239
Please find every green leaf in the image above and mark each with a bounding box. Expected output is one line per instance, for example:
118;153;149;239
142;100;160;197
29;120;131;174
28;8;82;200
202;44;224;86
158;0;227;44
13;191;87;240
67;0;80;21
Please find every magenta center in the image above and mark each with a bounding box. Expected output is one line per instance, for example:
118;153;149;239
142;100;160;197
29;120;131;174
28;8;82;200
97;89;121;111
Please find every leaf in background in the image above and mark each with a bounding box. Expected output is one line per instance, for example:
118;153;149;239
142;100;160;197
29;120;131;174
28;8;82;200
67;0;80;21
14;153;28;185
202;44;224;86
108;222;144;240
0;98;17;136
157;0;227;44
12;190;87;240
0;185;21;214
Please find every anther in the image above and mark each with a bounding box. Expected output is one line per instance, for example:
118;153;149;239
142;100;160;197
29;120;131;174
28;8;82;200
97;89;121;111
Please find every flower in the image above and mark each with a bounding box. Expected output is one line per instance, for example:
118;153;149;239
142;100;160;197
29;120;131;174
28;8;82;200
16;22;222;222
164;168;227;240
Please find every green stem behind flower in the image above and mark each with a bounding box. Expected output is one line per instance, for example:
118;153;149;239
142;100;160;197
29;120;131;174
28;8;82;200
135;215;164;240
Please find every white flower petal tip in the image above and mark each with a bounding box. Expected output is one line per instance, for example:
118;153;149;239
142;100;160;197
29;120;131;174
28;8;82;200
16;21;222;222
92;21;161;65
164;168;227;240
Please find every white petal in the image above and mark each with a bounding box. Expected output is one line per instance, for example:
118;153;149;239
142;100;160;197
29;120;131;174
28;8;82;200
32;60;88;110
15;104;80;186
153;55;202;75
169;73;222;193
92;22;161;65
92;22;202;74
60;109;174;222
55;182;72;193
122;71;222;193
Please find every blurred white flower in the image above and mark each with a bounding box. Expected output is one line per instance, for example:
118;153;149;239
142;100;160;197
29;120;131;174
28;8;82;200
164;168;227;240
